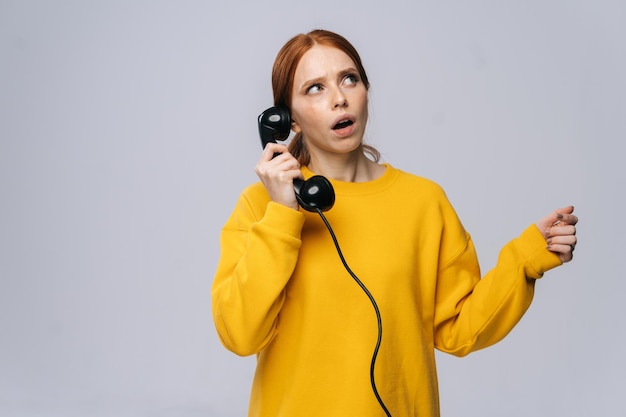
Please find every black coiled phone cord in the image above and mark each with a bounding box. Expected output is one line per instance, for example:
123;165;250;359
316;208;392;417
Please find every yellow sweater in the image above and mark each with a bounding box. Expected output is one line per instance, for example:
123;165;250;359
212;164;561;417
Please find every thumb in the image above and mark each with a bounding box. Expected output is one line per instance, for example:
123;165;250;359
535;206;574;236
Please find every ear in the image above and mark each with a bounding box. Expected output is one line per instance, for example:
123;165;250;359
291;118;302;134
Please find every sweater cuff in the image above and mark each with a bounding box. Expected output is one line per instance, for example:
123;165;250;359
260;201;306;238
515;225;563;279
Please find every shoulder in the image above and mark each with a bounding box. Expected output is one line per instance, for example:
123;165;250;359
385;165;462;226
230;182;271;221
240;181;270;201
387;164;449;199
227;182;305;231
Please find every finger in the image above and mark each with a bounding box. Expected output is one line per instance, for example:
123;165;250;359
559;213;578;226
551;206;575;224
547;224;576;238
262;143;289;160
561;250;574;263
546;234;577;248
257;147;298;174
546;242;575;263
273;155;301;174
536;206;573;235
547;242;575;254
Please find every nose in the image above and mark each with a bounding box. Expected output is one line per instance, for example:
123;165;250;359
332;87;347;108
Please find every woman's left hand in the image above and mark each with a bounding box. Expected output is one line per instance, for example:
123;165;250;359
535;206;578;263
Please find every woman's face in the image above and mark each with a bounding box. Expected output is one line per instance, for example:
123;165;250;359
290;45;368;162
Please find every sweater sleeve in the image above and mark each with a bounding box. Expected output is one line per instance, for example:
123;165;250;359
212;189;306;356
433;205;563;357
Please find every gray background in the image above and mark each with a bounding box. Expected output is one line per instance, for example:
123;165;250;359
1;0;624;416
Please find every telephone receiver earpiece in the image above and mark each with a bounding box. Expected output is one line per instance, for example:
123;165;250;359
258;106;335;212
258;105;291;146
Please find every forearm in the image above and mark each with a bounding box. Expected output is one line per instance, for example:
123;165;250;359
435;225;562;356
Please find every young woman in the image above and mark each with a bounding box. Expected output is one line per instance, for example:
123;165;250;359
212;29;578;417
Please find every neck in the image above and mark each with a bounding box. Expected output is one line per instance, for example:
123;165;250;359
308;149;384;183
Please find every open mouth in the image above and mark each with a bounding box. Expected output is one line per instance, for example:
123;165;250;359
333;119;354;130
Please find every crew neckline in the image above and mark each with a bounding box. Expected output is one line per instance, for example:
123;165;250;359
301;163;397;196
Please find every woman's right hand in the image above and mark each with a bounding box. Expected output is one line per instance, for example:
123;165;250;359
255;143;303;211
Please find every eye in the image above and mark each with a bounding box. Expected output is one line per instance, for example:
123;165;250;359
306;83;324;94
342;73;359;86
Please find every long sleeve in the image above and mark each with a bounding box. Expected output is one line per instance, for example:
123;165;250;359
212;184;305;356
433;207;563;357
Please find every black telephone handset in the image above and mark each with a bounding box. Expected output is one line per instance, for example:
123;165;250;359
258;106;335;212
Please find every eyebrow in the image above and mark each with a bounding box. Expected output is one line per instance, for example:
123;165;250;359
298;67;359;92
